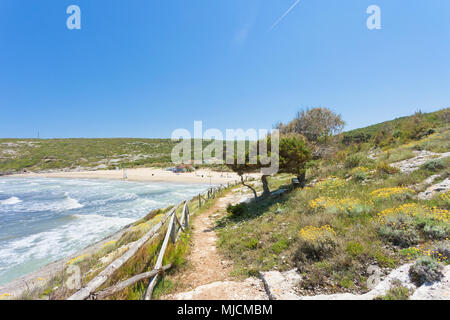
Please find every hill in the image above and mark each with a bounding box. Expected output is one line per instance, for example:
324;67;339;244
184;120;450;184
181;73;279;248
0;138;226;174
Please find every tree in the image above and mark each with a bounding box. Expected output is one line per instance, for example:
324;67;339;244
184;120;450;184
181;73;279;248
227;135;311;200
278;134;311;187
278;107;345;143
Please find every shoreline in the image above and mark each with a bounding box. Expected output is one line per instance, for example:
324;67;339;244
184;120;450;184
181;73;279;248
0;225;130;299
9;168;250;185
0;169;257;299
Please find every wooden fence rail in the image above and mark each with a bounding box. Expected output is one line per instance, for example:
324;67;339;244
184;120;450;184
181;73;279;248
67;182;237;300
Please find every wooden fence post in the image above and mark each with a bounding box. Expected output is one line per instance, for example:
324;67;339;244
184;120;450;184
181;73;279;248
170;212;177;244
184;203;189;229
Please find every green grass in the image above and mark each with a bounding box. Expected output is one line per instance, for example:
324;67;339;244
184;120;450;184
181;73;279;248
216;138;448;294
0;138;231;173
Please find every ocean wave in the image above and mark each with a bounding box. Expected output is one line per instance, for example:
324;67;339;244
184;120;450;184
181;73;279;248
0;197;22;205
62;192;84;210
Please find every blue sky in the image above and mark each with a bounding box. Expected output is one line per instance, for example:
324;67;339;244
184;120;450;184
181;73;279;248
0;0;449;138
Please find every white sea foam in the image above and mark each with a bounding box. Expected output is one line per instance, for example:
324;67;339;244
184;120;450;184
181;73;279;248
0;177;209;285
0;196;22;205
63;192;84;210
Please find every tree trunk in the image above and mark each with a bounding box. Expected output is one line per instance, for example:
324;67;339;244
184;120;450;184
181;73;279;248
297;171;306;188
261;175;271;197
240;175;257;201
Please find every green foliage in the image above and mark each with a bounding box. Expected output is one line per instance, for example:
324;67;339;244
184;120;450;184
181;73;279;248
345;241;364;257
376;162;400;175
409;256;444;285
294;226;338;268
341;108;448;149
277;107;345;142
226;203;247;218
278;135;311;178
374;282;411;300
378;215;420;248
344;154;364;169
421;159;445;172
245;238;259;249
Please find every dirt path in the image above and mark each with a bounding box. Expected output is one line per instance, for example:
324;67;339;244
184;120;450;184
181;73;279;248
165;189;268;300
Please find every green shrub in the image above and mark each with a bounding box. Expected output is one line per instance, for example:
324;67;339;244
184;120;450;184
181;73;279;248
430;241;450;263
423;224;449;240
294;226;338;267
353;171;369;182
378;215;419;248
409;256;444;286
245;238;259;249
226;203;246;217
374;281;411;300
422;159;445;172
376;162;400;175
346;241;364;257
344;154;364;169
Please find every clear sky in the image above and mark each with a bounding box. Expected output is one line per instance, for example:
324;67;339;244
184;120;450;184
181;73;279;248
1;0;449;138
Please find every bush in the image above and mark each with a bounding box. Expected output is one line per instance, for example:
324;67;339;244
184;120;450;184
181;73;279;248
350;167;371;182
294;226;338;266
423;224;448;240
226;203;246;217
430;241;450;263
378;214;419;248
344;154;364;169
376;162;400;175
309;197;373;217
345;241;364;257
370;187;415;202
374;281;411;300
422;159;445;172
409;256;444;286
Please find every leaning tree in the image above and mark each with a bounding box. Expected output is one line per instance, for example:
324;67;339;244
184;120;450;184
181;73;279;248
227;134;311;200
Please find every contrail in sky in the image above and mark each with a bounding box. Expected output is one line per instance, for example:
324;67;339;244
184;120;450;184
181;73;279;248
270;0;301;31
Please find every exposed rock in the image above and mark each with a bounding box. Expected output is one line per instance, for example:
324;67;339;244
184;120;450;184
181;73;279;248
418;178;449;200
259;264;450;300
410;265;450;300
167;278;268;300
391;151;450;173
259;269;302;300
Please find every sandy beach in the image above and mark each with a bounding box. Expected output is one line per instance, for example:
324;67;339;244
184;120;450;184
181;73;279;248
13;168;256;185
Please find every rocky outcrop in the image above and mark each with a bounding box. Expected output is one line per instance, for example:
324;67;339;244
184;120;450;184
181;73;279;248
410;266;450;300
257;264;450;300
259;269;302;300
418;178;449;200
166;278;269;300
391;151;450;173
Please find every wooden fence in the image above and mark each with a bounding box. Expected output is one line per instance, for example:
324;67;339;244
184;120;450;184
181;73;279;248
67;183;235;300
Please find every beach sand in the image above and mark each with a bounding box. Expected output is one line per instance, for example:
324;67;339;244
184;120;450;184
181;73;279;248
13;168;255;185
0;168;260;298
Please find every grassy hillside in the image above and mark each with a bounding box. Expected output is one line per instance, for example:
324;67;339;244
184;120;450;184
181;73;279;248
341;108;449;150
0;138;226;174
216;108;449;297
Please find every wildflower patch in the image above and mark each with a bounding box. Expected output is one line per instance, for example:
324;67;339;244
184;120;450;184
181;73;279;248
309;196;373;216
370;187;415;201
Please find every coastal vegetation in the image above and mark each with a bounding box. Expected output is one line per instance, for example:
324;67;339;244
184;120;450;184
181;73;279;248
216;108;449;296
0;138;227;174
2;107;449;300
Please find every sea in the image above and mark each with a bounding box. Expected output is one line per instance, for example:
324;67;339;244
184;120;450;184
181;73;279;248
0;177;209;285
